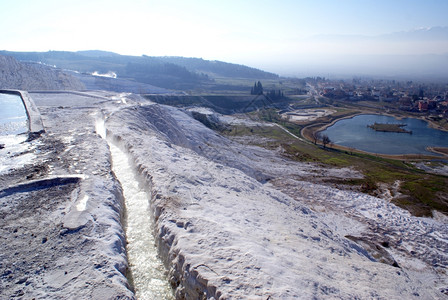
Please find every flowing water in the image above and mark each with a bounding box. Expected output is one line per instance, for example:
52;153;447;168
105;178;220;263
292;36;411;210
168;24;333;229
96;119;174;299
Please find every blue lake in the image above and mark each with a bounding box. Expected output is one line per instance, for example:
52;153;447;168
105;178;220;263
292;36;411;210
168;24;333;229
320;114;448;156
0;93;28;135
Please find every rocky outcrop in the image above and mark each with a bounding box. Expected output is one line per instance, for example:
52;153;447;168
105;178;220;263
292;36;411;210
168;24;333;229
0;55;84;90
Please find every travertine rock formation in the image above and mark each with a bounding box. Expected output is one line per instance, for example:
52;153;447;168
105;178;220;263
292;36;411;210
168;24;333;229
0;55;84;90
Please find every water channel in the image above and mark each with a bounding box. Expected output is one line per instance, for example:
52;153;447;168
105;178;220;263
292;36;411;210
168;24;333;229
320;114;448;156
0;93;28;135
96;119;173;299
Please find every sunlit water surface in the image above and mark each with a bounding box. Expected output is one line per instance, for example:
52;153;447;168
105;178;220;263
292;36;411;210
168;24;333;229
0;93;27;135
321;114;448;155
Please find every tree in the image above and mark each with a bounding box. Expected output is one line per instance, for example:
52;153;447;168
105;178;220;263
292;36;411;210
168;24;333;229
251;81;264;95
322;134;331;148
267;89;284;100
313;131;320;145
257;81;263;94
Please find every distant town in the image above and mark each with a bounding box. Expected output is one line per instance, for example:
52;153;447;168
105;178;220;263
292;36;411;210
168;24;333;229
305;77;448;119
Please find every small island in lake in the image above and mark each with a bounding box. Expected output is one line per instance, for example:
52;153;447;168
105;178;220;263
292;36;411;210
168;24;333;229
368;122;412;134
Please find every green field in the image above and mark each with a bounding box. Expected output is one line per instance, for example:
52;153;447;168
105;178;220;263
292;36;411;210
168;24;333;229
222;110;448;217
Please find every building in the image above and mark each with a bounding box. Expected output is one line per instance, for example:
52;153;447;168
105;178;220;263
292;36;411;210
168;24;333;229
418;101;428;111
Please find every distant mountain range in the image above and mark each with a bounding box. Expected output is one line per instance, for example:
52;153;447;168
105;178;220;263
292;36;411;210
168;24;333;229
272;27;448;80
0;50;278;90
307;26;448;44
382;26;448;41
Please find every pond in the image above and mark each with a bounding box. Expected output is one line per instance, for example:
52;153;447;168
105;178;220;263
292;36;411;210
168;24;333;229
320;114;448;156
0;93;28;135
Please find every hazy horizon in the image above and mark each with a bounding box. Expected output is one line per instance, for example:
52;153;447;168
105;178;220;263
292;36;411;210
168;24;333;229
1;0;447;79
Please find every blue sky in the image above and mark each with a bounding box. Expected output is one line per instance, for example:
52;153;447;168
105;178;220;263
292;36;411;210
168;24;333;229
1;0;447;74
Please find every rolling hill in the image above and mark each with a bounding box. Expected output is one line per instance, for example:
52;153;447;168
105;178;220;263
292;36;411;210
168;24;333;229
0;50;278;90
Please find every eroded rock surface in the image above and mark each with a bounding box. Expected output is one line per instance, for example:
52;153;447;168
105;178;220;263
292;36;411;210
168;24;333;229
105;102;448;299
0;55;84;91
0;92;133;299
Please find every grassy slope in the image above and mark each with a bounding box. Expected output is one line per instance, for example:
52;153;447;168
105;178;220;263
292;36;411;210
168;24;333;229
223;110;448;217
